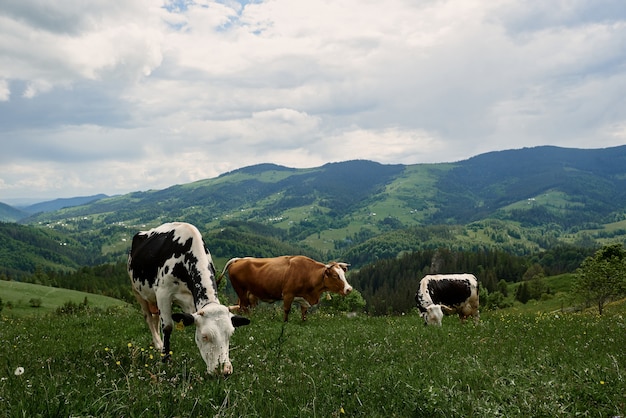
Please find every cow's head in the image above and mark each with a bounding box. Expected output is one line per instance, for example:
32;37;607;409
172;304;250;376
423;304;444;326
324;262;353;296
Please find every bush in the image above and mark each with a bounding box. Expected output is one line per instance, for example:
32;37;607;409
29;298;42;308
321;289;366;313
56;297;90;315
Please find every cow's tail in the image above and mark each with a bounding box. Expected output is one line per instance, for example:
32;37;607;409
216;257;241;286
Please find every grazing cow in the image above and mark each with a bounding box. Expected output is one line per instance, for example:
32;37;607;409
220;256;352;321
128;222;250;375
415;274;480;326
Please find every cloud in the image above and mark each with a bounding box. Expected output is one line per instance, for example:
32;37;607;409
0;0;625;201
0;79;9;101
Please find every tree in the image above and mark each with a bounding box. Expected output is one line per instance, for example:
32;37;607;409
573;244;626;314
521;263;547;301
515;282;531;304
497;279;509;297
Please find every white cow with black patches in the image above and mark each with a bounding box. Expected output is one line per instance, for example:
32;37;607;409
128;222;250;375
415;273;480;326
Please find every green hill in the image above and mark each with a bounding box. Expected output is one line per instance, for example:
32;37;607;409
0;280;128;317
0;202;27;222
2;145;625;276
0;222;98;279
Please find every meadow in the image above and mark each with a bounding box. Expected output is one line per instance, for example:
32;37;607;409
1;302;625;417
0;280;127;317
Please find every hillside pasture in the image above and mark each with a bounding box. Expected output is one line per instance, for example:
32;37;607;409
1;303;624;417
0;280;128;317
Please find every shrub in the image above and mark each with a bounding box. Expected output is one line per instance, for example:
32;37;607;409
29;298;42;308
56;297;90;315
321;289;366;313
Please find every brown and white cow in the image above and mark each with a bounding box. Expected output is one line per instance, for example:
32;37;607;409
220;256;352;321
415;273;480;326
128;222;250;375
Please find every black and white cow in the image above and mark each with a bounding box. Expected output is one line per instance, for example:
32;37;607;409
128;222;250;375
415;274;480;326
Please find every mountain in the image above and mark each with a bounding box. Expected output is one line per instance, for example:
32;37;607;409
25;145;626;226
6;145;626;275
20;194;109;214
0;194;109;222
0;202;27;222
432;146;626;225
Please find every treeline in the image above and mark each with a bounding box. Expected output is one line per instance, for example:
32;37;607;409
4;262;135;304
350;245;593;315
208;221;324;260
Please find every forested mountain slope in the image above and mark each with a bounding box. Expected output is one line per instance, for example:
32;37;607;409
1;145;624;277
0;202;27;222
433;146;626;225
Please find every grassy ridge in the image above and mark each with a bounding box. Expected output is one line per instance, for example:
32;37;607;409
0;280;128;317
1;304;625;417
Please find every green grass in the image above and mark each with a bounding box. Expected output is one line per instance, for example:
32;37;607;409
0;281;128;318
1;303;625;417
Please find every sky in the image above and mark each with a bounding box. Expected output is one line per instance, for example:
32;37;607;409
1;0;626;204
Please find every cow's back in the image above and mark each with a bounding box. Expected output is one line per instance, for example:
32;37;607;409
130;229;179;287
128;222;216;304
428;276;472;306
227;256;292;300
228;255;322;300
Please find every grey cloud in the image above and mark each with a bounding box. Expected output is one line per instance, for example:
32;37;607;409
0;80;132;133
0;0;147;34
495;0;626;35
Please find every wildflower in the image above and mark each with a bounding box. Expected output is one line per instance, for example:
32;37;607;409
127;342;133;348
116;361;121;366
340;407;345;414
104;347;110;352
600;381;605;385
14;367;24;376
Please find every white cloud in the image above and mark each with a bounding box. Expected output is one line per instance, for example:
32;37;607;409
0;0;625;201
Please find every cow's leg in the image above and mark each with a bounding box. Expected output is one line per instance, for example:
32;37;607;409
161;324;172;362
294;297;311;321
472;309;480;323
133;291;163;350
146;303;162;349
282;295;294;322
156;292;174;361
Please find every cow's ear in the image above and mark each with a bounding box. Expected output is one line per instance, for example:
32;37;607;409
172;312;195;327
231;315;250;328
